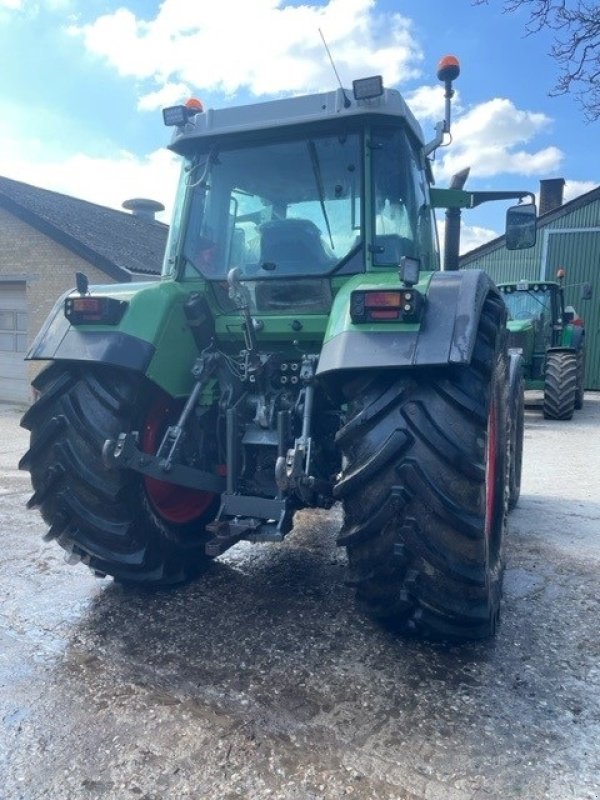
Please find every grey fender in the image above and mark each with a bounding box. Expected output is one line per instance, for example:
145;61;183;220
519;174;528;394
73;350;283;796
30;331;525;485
508;348;524;384
508;350;524;413
317;269;502;376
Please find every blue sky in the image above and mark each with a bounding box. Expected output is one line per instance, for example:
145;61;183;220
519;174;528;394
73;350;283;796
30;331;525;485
1;0;597;253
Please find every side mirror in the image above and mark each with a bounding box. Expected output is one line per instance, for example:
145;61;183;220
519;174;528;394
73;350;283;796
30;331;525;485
581;282;593;300
505;203;537;250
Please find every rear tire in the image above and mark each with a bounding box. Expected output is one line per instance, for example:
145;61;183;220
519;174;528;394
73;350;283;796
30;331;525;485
508;360;524;511
20;363;219;584
575;349;585;410
543;351;577;420
335;294;509;641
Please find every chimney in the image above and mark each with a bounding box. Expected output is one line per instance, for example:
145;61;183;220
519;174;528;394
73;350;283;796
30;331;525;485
539;178;565;216
122;198;165;222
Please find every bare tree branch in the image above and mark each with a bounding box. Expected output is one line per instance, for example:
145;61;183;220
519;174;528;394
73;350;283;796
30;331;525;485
474;0;600;120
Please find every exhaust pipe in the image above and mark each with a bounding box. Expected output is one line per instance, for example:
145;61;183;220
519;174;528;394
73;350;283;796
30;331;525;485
444;168;470;271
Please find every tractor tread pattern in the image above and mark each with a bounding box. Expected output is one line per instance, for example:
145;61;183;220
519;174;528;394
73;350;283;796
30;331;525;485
575;349;585;410
508;370;524;511
543;351;577;420
337;295;508;641
20;364;214;584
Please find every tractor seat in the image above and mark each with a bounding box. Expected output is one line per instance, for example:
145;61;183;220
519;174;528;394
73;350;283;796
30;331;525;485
373;234;415;265
258;219;335;273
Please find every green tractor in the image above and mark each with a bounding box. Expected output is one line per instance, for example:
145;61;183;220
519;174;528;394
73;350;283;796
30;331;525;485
20;57;536;640
498;276;587;420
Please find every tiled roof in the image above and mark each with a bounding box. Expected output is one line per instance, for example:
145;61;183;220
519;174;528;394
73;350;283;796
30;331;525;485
0;175;169;280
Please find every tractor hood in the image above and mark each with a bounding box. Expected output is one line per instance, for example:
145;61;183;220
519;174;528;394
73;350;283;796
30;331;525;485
507;319;534;334
506;318;535;366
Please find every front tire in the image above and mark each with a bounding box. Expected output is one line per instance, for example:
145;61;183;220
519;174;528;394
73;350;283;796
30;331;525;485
334;294;509;641
543;351;577;420
20;363;219;584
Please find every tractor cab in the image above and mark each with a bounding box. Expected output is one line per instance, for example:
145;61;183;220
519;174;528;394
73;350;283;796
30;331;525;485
499;281;563;378
161;80;440;318
502;281;556;323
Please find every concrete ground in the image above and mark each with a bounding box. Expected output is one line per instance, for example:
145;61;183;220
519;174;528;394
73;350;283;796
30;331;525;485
1;394;599;800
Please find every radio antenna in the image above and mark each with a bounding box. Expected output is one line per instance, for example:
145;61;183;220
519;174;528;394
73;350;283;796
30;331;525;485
319;28;351;108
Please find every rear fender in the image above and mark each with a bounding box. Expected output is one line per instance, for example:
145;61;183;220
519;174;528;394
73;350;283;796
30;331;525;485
26;280;205;397
508;351;524;411
546;345;578;355
317;269;502;376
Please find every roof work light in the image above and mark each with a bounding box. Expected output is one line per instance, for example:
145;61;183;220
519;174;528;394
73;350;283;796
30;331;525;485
352;76;384;101
163;98;204;127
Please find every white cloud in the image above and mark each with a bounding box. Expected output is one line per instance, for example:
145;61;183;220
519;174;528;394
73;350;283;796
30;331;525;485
406;84;462;125
68;0;423;104
459;223;500;254
0;0;22;9
433;98;563;183
563;179;598;203
137;82;192;112
0;139;179;222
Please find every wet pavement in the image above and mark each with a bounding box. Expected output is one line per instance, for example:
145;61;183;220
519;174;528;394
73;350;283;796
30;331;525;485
1;396;599;800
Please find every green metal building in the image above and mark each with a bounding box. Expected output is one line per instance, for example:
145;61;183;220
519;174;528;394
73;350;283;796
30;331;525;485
460;179;600;390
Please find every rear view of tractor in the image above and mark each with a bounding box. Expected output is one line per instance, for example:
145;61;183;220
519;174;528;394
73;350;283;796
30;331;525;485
20;58;536;641
499;276;587;420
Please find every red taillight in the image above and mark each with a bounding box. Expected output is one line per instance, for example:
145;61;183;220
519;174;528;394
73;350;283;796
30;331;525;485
364;291;403;308
73;298;101;317
350;289;424;324
64;296;127;325
370;308;401;320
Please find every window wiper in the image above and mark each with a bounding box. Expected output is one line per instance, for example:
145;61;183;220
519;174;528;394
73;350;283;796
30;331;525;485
307;140;334;250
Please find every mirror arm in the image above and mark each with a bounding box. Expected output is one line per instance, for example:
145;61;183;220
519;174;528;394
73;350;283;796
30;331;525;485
469;190;535;209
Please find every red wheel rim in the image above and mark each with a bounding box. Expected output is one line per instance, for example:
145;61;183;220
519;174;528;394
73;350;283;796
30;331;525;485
142;395;215;524
485;396;498;540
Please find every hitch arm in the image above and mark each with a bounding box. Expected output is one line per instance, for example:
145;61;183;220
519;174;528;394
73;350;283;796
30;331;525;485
155;349;220;471
102;433;226;493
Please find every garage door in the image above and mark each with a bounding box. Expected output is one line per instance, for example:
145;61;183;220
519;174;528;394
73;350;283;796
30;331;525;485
0;282;29;404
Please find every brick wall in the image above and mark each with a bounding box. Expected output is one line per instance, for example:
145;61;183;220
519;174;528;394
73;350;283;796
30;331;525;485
0;207;123;395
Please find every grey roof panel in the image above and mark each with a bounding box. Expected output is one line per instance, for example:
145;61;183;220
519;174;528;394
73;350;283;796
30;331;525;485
169;87;425;153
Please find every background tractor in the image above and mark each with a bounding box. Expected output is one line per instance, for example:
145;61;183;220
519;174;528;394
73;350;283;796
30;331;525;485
498;274;588;420
20;57;536;641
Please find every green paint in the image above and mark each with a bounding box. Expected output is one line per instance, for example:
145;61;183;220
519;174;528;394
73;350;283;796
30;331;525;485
213;314;327;350
65;269;431;396
323;271;432;344
560;326;574;348
69;279;203;396
430;187;473;210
